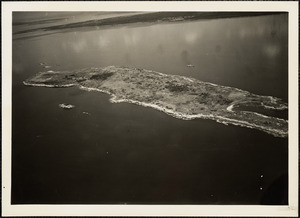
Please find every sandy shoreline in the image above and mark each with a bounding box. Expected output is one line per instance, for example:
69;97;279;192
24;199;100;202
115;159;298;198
14;12;285;35
23;79;287;138
23;81;75;88
80;84;288;138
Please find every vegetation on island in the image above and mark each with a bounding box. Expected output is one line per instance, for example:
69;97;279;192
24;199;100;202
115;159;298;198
24;66;288;137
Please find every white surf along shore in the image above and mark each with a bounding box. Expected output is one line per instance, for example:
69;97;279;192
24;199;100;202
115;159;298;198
23;81;75;88
78;85;287;138
23;67;288;138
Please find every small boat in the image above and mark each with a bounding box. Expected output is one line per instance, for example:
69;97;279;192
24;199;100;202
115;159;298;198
59;103;75;109
186;64;195;67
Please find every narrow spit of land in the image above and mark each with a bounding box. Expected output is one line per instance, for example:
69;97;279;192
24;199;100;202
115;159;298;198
14;12;285;35
24;66;288;137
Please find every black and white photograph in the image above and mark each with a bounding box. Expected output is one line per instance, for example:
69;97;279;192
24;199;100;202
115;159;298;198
2;1;298;217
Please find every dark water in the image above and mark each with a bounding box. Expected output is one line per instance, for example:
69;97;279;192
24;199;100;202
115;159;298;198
12;13;288;204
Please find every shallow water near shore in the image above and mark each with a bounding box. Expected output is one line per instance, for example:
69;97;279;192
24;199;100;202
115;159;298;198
12;13;288;204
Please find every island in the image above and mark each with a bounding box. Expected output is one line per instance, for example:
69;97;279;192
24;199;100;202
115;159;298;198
59;103;75;109
23;66;288;137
